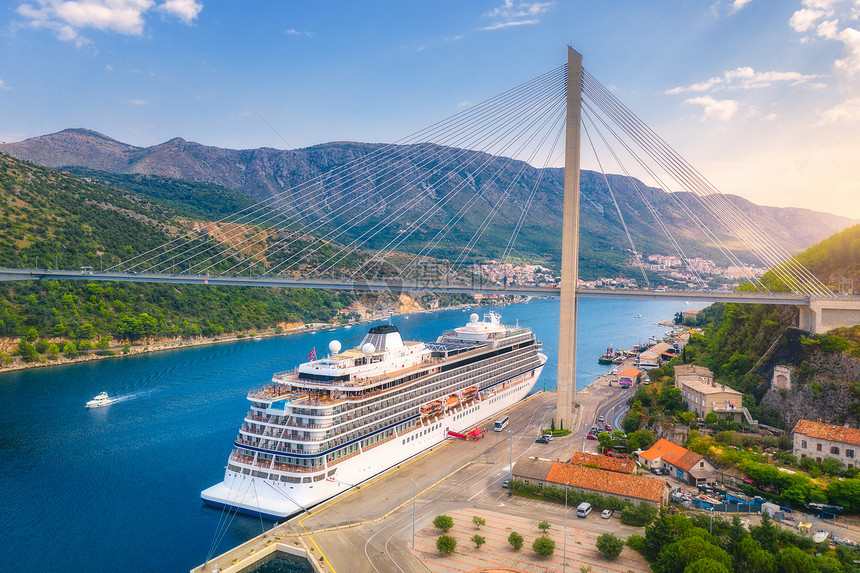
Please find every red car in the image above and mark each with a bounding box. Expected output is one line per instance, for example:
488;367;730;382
604;424;612;431
586;434;597;440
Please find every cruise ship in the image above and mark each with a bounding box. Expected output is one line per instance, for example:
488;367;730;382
201;311;547;519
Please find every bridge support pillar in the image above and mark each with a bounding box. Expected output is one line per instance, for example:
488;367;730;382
556;47;583;431
800;298;860;334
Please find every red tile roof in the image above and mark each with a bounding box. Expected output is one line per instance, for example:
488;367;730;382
674;450;704;472
546;463;665;504
792;419;860;447
569;451;636;474
638;438;688;463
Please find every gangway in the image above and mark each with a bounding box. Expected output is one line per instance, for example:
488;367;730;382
447;427;485;441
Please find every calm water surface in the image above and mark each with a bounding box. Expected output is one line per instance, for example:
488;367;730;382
0;297;705;572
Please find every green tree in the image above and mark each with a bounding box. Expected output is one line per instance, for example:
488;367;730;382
470;534;485;549
826;478;860;512
537;520;551;532
778;547;816;573
17;340;39;362
750;511;779;554
25;327;38;341
508;531;523;551
63;340;78;358
436;535;456;555
683;558;730;573
820;457;843;475
433;514;453;532
622;412;642;433
532;534;555;557
658;387;685;412
628;430;656;452
621;503;657;527
644;512;692;561
596;533;623;560
472;515;485;530
46;342;59;359
597;431;613;452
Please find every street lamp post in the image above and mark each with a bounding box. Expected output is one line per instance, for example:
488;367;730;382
410;478;417;549
508;430;513;483
564;481;569;573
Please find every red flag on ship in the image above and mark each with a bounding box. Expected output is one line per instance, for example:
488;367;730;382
309;347;316;361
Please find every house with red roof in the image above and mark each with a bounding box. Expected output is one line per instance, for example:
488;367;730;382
637;438;715;485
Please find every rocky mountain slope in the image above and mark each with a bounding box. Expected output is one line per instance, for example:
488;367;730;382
3;129;856;275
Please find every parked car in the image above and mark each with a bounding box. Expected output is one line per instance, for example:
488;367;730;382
651;467;670;475
536;435;550;444
502;479;509;488
598;415;605;422
601;509;613;519
604;424;612;431
542;433;553;441
586;434;598;440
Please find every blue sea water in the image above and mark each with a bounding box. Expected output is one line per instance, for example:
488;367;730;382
0;297;705;572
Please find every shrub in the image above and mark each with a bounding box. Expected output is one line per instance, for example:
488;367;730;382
471;534;485;549
472;515;485;529
508;531;524;551
436;535;456;554
533;534;555;557
626;533;646;555
596;533;623;559
433;514;453;532
621;503;657;527
537;520;551;532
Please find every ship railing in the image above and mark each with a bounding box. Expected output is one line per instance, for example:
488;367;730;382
229;452;255;465
270;463;323;474
236;437;322;456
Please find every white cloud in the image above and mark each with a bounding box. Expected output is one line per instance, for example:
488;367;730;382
730;0;753;13
790;0;860;76
158;0;201;25
285;28;312;37
0;79;11;90
16;0;202;45
790;7;827;32
683;96;739;120
458;101;472;107
478;19;539;31
479;1;552;31
815;96;860;125
128;98;148;105
667;66;820;94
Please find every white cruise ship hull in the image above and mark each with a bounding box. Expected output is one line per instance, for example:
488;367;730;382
201;355;545;520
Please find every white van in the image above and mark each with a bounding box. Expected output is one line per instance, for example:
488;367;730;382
576;502;592;518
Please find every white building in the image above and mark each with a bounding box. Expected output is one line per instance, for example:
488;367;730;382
792;419;860;470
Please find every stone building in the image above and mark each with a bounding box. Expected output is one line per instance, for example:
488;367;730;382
792;419;860;470
673;364;744;422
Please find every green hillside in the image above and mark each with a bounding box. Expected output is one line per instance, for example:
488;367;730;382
754;223;860;292
0;154;360;362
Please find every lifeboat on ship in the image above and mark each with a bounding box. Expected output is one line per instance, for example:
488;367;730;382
445;395;459;410
420;400;442;417
462;386;478;401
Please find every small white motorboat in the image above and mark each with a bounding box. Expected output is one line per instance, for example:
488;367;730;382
86;392;115;408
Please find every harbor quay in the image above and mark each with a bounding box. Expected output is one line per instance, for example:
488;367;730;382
193;377;633;573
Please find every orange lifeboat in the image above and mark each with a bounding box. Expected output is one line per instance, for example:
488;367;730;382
462;386;478;401
445;395;459;409
420;401;442;416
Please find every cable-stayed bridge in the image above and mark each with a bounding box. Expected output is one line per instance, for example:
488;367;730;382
2;47;859;426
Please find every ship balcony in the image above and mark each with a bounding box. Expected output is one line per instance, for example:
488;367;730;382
229;452;255;465
235;437;322;456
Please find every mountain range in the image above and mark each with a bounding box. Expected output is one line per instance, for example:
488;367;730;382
2;128;856;278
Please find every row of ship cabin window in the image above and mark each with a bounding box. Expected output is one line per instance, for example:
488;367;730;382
454;407;478;420
402;423;442;445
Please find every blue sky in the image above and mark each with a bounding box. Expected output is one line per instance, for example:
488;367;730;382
2;0;859;218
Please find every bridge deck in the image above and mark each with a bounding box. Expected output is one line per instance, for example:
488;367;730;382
0;267;814;305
